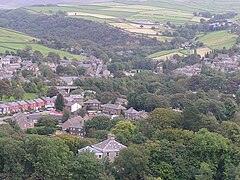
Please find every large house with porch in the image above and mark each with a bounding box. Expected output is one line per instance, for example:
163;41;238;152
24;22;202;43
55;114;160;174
78;134;126;162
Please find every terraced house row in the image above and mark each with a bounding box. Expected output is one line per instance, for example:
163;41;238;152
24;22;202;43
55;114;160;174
0;97;54;114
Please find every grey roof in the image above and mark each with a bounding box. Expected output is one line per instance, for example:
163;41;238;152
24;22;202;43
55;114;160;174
64;97;74;102
66;101;79;107
126;107;138;114
84;99;100;104
17;100;27;106
41;97;52;102
60;76;78;83
101;104;126;110
62;116;84;130
92;138;126;152
70;94;84;99
25;100;36;104
7;102;19;107
14;112;34;130
34;98;44;103
0;104;10;108
78;146;103;154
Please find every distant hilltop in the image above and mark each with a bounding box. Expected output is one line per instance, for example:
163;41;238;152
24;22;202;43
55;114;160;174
0;0;112;9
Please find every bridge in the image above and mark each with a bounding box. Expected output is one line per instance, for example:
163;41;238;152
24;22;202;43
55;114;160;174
49;86;79;94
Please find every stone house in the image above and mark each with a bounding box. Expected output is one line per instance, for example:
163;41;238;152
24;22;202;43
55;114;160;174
84;99;101;110
14;112;34;131
125;107;148;120
101;104;126;116
78;134;126;162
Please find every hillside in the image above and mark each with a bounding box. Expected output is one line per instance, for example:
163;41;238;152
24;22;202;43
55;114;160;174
0;27;84;60
0;0;112;9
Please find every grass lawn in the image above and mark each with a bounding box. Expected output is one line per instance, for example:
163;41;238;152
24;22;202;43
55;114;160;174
2;93;37;102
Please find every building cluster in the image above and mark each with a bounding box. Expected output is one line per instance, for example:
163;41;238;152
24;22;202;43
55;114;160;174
204;54;240;73
172;54;240;77
0;97;54;115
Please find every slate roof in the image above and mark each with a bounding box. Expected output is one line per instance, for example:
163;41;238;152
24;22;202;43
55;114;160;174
14;112;34;130
34;98;44;103
42;97;52;102
84;99;100;104
17;100;27;106
7;102;19;107
101;104;126;110
92;137;126;152
62;116;84;130
126;107;138;114
25;100;36;104
78;146;103;154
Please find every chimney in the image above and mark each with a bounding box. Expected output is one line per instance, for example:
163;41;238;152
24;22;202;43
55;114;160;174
107;133;115;140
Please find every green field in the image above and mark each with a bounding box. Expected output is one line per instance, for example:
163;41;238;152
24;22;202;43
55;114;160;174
2;93;37;102
26;0;240;25
25;0;240;58
197;31;238;50
0;27;84;60
148;49;179;58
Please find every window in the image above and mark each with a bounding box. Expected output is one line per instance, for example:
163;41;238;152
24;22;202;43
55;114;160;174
116;152;119;156
107;152;110;157
98;155;102;159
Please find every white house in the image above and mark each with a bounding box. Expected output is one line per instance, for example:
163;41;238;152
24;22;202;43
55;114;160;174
66;102;82;112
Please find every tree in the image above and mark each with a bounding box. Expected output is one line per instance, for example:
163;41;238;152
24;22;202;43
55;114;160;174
111;120;137;145
224;98;237;120
58;134;95;154
32;50;43;62
62;109;70;123
68;151;105;180
0;80;12;100
0;137;26;179
12;86;24;100
85;116;111;137
47;86;59;98
148;108;182;131
195;162;214;180
24;135;73;179
114;145;150;180
55;93;65;111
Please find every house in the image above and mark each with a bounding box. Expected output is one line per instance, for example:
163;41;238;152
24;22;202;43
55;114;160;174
62;116;85;131
34;98;45;109
115;98;128;106
60;76;79;85
7;102;20;112
0;103;10;115
69;125;85;137
14;112;34;131
101;104;126;116
42;97;54;108
78;134;126;162
66;102;82;113
25;100;37;110
84;99;101;110
64;96;75;104
69;94;84;105
125;107;148;120
17;100;28;111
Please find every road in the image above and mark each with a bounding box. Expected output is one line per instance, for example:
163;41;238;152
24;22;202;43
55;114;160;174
0;111;50;121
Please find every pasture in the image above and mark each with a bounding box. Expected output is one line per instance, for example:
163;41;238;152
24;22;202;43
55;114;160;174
0;27;84;60
197;31;238;50
25;0;240;59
